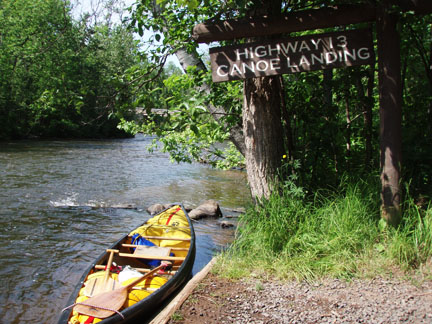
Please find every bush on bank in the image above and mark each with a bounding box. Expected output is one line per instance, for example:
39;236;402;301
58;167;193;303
217;176;432;281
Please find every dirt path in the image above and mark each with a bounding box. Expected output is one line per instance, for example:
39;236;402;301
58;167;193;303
168;273;432;324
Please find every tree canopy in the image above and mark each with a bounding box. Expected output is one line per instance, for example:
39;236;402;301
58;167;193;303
126;0;431;204
0;0;142;139
1;0;430;208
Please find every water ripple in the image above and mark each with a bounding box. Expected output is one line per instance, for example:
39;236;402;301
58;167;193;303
0;135;249;324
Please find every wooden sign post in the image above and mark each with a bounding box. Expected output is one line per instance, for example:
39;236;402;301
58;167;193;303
377;8;402;226
194;2;432;225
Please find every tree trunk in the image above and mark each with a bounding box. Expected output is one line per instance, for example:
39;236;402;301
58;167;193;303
377;6;402;226
240;0;286;200
243;76;285;199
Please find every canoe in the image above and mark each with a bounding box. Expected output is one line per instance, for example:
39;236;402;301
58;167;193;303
58;204;196;324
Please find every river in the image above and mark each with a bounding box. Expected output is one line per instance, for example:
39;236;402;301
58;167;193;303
0;134;250;324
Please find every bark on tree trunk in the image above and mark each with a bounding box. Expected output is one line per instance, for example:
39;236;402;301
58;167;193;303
243;76;285;200
377;6;402;226
241;0;286;200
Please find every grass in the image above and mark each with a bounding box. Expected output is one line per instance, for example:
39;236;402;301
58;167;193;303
215;176;432;282
170;311;184;322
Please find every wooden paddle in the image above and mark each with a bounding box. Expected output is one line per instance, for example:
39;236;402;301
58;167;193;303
73;262;171;319
83;249;121;297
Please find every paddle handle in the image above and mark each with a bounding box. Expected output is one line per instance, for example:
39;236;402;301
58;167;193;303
124;262;171;290
103;249;119;283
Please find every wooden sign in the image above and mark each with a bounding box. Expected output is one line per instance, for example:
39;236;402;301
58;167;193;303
210;29;375;82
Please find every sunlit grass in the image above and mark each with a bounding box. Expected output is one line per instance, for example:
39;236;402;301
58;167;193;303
216;176;432;282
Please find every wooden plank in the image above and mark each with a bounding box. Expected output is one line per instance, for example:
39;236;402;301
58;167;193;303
122;244;189;251
133;246;171;257
94;265;177;275
210;29;375;82
192;3;432;44
149;257;218;324
193;5;376;43
119;253;185;261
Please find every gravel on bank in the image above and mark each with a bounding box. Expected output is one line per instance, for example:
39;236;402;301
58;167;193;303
168;272;432;324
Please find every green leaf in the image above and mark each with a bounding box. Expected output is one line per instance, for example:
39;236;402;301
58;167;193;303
190;124;199;135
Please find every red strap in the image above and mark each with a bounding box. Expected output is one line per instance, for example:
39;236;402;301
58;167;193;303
84;316;94;324
103;265;122;273
165;207;181;225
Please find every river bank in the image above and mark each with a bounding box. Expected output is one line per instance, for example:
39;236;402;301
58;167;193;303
169;270;432;324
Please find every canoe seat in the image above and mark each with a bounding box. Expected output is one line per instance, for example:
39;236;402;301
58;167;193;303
118;252;186;261
122;243;189;252
133;246;171;257
94;264;178;275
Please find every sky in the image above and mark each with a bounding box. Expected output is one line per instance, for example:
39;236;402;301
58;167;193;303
71;0;212;70
71;0;134;22
71;0;182;69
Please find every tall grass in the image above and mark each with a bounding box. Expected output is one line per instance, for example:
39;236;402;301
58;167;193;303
218;177;432;281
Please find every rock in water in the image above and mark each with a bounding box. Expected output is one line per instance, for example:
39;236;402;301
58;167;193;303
189;200;222;220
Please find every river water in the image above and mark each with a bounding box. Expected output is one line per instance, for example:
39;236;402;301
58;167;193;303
0;135;250;324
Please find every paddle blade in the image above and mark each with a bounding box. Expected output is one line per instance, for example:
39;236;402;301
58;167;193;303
73;263;169;319
73;288;128;318
83;277;122;297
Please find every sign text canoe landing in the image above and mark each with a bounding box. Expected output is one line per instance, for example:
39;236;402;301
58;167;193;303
210;29;375;82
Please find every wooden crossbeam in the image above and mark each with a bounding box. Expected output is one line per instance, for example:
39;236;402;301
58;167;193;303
192;2;432;43
122;244;189;251
119;253;186;261
94;264;178;275
192;5;376;43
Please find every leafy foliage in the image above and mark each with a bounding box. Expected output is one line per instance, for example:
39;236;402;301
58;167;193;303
2;0;431;199
119;67;245;168
126;0;431;195
0;0;139;139
125;0;432;278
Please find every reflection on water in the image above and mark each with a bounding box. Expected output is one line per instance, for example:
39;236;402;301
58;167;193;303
0;135;249;324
